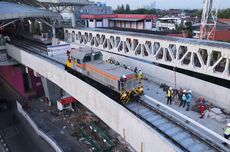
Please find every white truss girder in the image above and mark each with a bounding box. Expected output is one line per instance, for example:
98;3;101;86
64;28;230;81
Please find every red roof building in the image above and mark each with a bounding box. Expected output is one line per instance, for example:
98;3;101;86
81;14;157;30
193;19;230;42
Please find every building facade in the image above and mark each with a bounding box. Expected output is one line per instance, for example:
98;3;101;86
155;17;182;31
193;19;230;42
79;2;112;15
81;14;157;30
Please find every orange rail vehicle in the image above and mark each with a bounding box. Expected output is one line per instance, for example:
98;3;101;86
65;47;144;103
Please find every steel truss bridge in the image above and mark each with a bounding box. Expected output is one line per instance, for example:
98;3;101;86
64;28;230;81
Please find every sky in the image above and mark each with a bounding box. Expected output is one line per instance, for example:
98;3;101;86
96;0;230;9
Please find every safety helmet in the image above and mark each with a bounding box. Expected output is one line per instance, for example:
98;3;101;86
183;90;186;93
169;87;172;90
188;90;192;93
122;75;127;78
227;123;230;127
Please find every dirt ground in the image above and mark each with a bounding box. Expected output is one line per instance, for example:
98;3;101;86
28;98;136;152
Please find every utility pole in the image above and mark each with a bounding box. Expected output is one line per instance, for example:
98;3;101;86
200;0;219;40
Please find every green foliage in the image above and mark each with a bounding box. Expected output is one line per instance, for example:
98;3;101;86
218;9;230;18
191;10;202;18
114;4;157;14
175;21;193;38
125;4;130;13
191;9;230;18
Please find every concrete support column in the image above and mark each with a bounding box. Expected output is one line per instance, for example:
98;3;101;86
223;58;230;75
20;19;25;31
39;22;43;32
71;13;76;27
41;77;62;105
69;6;76;27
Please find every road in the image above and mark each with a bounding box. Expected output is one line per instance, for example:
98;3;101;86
0;77;54;152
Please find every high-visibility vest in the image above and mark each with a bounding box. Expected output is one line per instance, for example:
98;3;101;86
167;90;173;97
225;127;230;135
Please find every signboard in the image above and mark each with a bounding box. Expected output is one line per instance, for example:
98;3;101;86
47;43;70;56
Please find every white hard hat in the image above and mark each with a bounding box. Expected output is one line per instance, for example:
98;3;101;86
227;123;230;127
183;90;186;93
122;75;126;78
169;87;172;90
188;90;192;93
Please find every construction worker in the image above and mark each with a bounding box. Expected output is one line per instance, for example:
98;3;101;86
223;123;230;145
134;67;138;73
120;75;127;91
166;87;174;105
198;97;206;118
115;61;120;66
179;90;187;108
137;69;144;79
186;90;193;111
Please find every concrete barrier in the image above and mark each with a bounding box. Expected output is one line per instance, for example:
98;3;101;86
7;44;178;152
16;101;63;152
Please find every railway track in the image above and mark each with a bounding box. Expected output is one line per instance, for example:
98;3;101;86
126;97;229;152
8;39;64;65
7;39;230;152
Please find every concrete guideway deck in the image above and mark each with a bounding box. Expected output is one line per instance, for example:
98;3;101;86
6;43;178;152
5;42;230;151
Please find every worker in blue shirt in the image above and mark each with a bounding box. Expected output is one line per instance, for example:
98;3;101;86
186;90;193;111
179;90;187;108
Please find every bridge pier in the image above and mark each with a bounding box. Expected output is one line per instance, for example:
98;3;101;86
41;77;62;105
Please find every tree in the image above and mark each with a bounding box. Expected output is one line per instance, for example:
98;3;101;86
125;4;130;13
218;8;230;18
191;10;202;18
185;21;193;37
120;4;125;12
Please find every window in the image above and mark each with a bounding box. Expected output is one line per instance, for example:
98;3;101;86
83;56;91;62
90;19;93;22
96;19;102;22
146;19;151;22
94;54;101;60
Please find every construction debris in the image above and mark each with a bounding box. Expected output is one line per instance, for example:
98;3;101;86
204;108;230;123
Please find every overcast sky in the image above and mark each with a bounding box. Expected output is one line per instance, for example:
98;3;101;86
96;0;230;9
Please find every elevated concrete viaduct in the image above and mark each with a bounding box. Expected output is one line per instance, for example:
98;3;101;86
6;43;178;152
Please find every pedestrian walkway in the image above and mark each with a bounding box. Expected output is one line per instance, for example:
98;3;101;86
143;80;229;136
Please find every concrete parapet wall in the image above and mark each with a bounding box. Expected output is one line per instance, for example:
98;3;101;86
7;44;177;152
101;51;230;112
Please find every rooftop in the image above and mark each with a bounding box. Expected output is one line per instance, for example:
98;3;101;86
0;2;59;21
37;0;94;5
81;14;157;20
